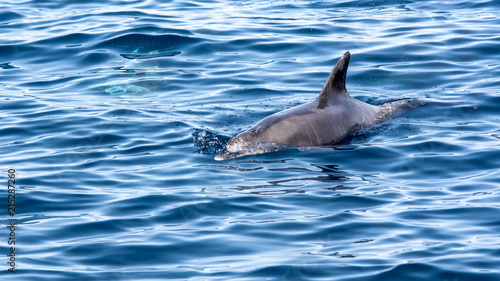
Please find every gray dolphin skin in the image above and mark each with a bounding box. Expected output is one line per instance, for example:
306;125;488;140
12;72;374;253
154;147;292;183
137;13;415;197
215;51;425;160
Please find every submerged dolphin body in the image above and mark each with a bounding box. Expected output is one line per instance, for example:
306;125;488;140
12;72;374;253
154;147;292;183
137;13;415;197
215;51;425;160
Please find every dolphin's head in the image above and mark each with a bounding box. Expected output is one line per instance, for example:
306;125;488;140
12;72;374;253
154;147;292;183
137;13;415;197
215;105;323;160
225;126;273;153
215;121;288;160
226;131;252;152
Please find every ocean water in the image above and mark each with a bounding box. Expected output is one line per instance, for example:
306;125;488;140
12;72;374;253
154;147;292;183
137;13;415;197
1;0;500;280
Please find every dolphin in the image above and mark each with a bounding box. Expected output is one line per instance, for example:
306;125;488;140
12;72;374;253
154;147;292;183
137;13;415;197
215;51;426;160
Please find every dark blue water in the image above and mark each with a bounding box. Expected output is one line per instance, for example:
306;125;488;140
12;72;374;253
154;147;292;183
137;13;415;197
1;1;500;280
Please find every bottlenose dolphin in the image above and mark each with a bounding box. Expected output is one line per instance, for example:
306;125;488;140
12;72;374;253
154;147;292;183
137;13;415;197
215;51;425;160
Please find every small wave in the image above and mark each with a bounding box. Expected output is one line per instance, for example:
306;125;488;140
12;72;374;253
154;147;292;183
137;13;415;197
0;11;23;23
120;51;181;60
0;62;19;69
96;33;200;52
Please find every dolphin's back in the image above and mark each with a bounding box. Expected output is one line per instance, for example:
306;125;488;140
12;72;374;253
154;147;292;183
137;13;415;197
253;96;380;147
218;51;425;160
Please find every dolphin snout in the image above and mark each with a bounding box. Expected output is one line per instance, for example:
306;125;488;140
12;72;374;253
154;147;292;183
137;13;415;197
226;130;257;153
226;135;244;153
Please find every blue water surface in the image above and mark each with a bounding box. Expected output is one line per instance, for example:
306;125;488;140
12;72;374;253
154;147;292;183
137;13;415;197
1;0;500;280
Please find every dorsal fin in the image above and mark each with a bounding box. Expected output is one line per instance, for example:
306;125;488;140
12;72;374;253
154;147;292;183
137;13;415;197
317;51;351;109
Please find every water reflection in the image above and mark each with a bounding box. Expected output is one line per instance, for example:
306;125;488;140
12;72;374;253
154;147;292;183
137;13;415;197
201;160;371;195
